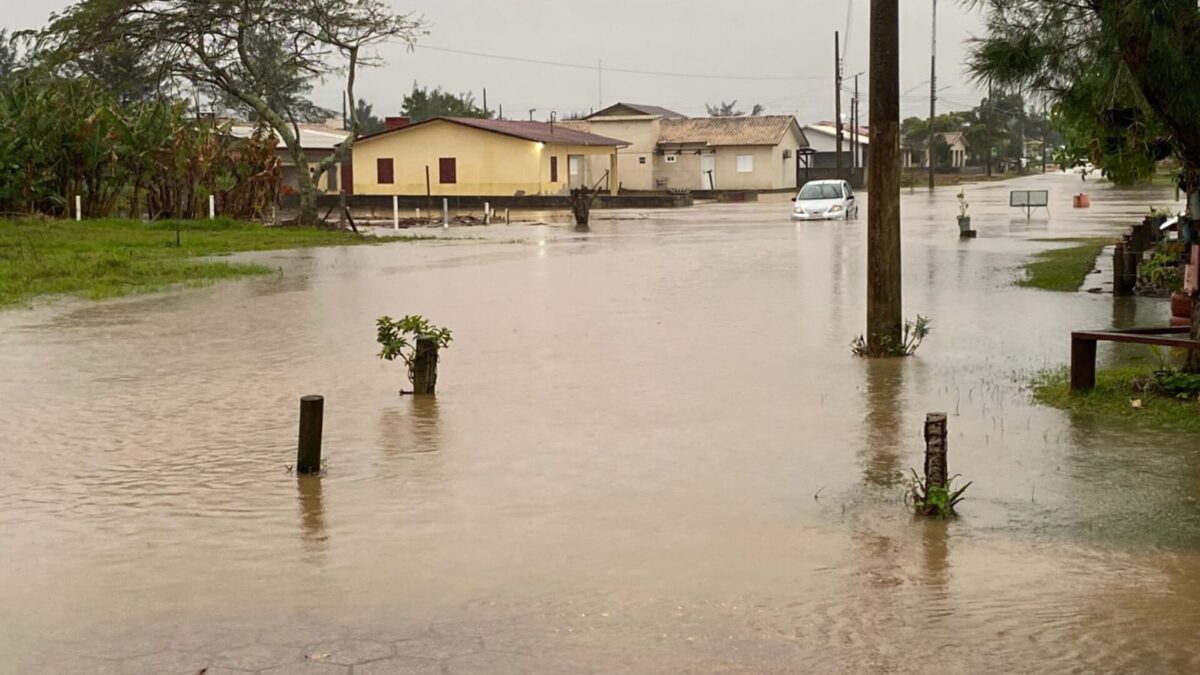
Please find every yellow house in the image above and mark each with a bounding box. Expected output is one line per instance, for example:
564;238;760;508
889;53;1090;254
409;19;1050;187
351;117;628;197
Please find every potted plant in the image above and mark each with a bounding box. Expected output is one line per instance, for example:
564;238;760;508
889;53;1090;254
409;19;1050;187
956;190;975;237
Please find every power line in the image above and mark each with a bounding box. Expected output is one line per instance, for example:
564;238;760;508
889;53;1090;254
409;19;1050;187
414;45;832;82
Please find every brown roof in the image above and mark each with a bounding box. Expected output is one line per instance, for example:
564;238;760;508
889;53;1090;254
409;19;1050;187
357;117;628;147
658;115;802;147
587;103;687;119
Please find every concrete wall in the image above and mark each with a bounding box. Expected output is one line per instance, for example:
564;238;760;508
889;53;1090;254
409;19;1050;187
352;120;615;196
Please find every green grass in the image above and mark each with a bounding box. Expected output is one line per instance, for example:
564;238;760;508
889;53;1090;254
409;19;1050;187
1018;237;1113;292
1033;366;1200;432
0;218;419;308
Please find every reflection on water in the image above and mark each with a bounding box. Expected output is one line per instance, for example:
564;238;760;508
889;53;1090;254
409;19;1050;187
377;395;442;455
3;172;1200;671
297;475;327;555
860;360;905;488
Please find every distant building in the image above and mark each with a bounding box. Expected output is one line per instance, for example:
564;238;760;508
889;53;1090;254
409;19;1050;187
564;103;810;191
228;122;351;194
801;122;869;170
902;131;970;169
350;117;627;196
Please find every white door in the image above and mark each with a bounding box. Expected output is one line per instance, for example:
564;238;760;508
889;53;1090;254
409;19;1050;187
568;155;584;189
701;155;716;190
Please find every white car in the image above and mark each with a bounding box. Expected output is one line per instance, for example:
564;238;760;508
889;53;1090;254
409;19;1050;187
792;180;859;221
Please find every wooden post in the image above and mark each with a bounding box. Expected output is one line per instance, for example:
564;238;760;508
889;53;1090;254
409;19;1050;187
505;208;511;224
923;413;948;494
1070;335;1097;392
867;0;904;352
1124;247;1140;292
297;395;324;475
1113;241;1127;296
411;338;440;395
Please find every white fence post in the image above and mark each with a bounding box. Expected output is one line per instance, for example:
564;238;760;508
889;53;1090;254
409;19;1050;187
208;194;215;220
392;195;399;231
443;198;449;229
74;195;81;222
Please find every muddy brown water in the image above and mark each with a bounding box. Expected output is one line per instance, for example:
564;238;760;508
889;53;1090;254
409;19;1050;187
3;173;1199;673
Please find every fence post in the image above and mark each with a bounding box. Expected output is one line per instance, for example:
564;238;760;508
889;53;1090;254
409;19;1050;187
297;395;324;475
442;198;449;228
208;194;216;220
1070;335;1097;392
393;195;399;231
411;338;440;395
484;201;491;225
75;195;82;222
923;413;949;495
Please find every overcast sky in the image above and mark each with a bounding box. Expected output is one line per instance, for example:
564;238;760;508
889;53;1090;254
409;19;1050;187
5;0;988;123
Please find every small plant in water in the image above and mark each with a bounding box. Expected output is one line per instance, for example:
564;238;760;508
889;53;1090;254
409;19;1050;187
851;315;932;358
376;315;453;388
956;190;970;219
907;471;972;518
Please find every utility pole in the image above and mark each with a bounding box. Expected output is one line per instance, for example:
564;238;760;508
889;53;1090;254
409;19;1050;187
1042;98;1048;173
868;0;902;352
529;109;536;122
835;31;843;182
927;0;937;190
853;73;861;173
482;88;489;118
598;60;603;110
985;83;993;177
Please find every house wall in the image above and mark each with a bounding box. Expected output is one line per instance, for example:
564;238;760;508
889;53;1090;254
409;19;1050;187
563;117;656;190
351;120;614;196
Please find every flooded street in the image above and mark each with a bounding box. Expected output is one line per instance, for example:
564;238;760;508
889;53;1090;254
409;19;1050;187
3;172;1200;673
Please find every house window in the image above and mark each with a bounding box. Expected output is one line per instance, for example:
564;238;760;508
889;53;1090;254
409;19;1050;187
439;157;456;184
736;155;754;173
550;156;559;183
638;156;647;165
665;155;678;164
376;158;394;184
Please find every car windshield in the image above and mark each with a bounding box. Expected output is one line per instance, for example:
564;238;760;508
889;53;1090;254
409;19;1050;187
798;184;842;200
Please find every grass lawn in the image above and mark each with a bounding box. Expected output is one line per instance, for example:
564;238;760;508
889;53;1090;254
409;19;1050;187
1;218;420;308
1033;366;1200;432
1018;237;1113;292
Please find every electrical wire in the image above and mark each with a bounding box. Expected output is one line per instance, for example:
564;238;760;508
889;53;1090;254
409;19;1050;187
413;45;832;82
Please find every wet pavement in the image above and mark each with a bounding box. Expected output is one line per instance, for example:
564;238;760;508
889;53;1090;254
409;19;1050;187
3;172;1200;674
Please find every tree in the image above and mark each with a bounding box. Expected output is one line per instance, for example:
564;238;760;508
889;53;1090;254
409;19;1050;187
39;0;428;225
704;101;766;117
355;98;385;134
401;84;490;122
964;0;1200;368
0;30;17;84
208;26;332;124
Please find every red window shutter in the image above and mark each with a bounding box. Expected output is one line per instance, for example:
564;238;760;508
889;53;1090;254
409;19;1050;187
550;156;559;183
376;158;394;184
439;157;457;184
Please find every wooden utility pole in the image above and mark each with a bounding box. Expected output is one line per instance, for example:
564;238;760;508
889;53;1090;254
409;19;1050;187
868;0;903;352
985;83;993;177
927;0;938;190
853;74;861;173
835;31;843;181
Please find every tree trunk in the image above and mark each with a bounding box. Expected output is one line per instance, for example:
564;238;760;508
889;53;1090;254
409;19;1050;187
867;0;904;353
1188;189;1200;373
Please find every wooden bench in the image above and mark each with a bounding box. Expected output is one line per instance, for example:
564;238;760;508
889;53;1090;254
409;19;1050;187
1070;327;1200;391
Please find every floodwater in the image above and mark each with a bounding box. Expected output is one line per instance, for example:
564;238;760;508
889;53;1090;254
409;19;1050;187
3;172;1199;673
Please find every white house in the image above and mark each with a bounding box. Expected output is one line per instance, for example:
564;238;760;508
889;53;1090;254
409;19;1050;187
564;103;810;191
801;122;869;170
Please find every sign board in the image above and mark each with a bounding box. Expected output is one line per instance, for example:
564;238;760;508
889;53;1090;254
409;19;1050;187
1010;190;1050;207
1010;189;1051;220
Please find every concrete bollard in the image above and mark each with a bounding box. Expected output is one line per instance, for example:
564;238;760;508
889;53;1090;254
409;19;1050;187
393;195;399;230
411;338;440;395
297;395;324;475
